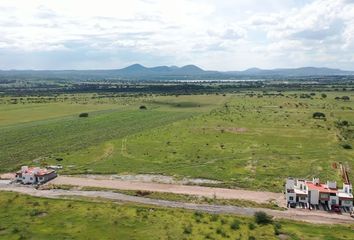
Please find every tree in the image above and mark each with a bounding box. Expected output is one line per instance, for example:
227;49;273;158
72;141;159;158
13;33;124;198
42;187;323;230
79;113;89;117
312;112;326;119
254;211;273;225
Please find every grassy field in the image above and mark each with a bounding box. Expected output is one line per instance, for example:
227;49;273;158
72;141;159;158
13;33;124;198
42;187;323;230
0;191;353;240
1;92;353;191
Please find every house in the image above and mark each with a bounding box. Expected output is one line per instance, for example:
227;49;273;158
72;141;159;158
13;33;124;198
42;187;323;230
15;166;57;184
285;177;353;210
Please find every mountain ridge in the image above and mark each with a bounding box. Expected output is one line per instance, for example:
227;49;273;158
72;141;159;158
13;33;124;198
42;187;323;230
1;64;354;80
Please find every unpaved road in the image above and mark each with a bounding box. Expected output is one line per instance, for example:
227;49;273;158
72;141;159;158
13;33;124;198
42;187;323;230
0;183;353;225
48;176;285;207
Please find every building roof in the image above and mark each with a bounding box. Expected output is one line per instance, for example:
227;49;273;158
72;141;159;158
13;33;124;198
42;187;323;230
306;181;337;194
17;167;54;176
337;192;354;200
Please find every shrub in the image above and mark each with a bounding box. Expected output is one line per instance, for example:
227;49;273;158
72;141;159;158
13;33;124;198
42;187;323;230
230;220;240;230
312;112;326;119
248;222;256;230
321;93;327;98
274;222;282;235
139;105;147;110
342;144;352;150
79;112;89;117
183;225;192;234
254;211;273;225
210;214;219;222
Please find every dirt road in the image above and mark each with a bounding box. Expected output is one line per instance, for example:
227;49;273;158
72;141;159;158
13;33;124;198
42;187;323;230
48;176;285;206
0;183;353;225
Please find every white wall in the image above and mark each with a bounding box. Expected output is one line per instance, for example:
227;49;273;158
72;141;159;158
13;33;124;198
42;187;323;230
22;174;36;184
286;192;296;203
309;190;319;205
329;196;338;206
341;199;353;207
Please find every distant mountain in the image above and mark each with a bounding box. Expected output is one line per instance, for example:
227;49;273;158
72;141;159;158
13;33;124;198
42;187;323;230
0;64;353;81
111;64;217;76
227;67;354;76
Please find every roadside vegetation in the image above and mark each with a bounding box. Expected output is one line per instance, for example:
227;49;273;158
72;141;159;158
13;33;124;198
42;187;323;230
0;191;353;240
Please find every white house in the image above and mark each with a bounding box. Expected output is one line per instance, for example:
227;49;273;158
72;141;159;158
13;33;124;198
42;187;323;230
337;183;353;207
285;177;353;210
15;166;57;184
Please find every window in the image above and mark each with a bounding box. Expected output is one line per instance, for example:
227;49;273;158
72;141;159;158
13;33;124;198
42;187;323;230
331;199;336;205
300;196;306;200
320;193;329;199
289;196;294;201
30;177;33;180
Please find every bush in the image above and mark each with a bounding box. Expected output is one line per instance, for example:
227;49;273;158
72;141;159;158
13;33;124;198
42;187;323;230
183;225;192;234
248;222;256;230
312;112;326;119
230;220;240;230
79;112;89;117
139;105;147;110
274;222;282;235
254;211;273;225
321;93;327;98
342;144;352;150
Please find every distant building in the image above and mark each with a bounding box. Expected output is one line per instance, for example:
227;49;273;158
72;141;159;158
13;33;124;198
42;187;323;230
15;166;57;184
285;178;353;209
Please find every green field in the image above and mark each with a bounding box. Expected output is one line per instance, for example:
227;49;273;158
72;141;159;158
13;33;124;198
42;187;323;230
0;191;353;240
1;92;353;191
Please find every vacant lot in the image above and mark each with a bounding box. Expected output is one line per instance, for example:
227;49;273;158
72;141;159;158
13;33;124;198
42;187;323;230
1;92;353;191
0;191;353;240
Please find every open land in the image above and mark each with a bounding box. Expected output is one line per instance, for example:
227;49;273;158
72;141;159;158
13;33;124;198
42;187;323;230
1;79;353;239
1;90;353;192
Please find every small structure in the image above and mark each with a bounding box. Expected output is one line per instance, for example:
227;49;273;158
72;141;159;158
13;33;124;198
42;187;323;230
285;177;353;210
15;166;57;184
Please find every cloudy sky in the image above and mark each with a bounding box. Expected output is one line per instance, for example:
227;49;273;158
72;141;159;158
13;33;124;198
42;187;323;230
0;0;354;70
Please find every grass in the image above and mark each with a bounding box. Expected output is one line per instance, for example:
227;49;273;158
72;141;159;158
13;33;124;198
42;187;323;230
1;92;353;191
0;191;353;240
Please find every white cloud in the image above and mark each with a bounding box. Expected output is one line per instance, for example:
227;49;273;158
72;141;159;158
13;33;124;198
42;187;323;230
0;0;353;70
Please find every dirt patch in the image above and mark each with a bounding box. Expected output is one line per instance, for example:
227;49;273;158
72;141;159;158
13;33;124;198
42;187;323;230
48;176;285;207
216;127;247;133
0;173;15;180
75;174;222;185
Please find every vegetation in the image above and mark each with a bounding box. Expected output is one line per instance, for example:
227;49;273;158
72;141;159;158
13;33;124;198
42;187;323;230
0;191;353;240
79;112;89;117
0;91;353;191
254;211;273;225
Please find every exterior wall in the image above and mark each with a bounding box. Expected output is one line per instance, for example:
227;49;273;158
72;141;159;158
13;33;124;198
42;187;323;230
340;199;353;207
309;190;319;205
329;196;339;206
286;192;296;203
22;174;36;184
37;172;57;183
285;179;295;191
297;195;308;203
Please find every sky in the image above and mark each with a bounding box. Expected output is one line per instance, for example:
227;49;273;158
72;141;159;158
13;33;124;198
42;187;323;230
0;0;354;70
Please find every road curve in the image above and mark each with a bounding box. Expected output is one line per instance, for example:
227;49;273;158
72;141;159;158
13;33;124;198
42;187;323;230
1;183;353;225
